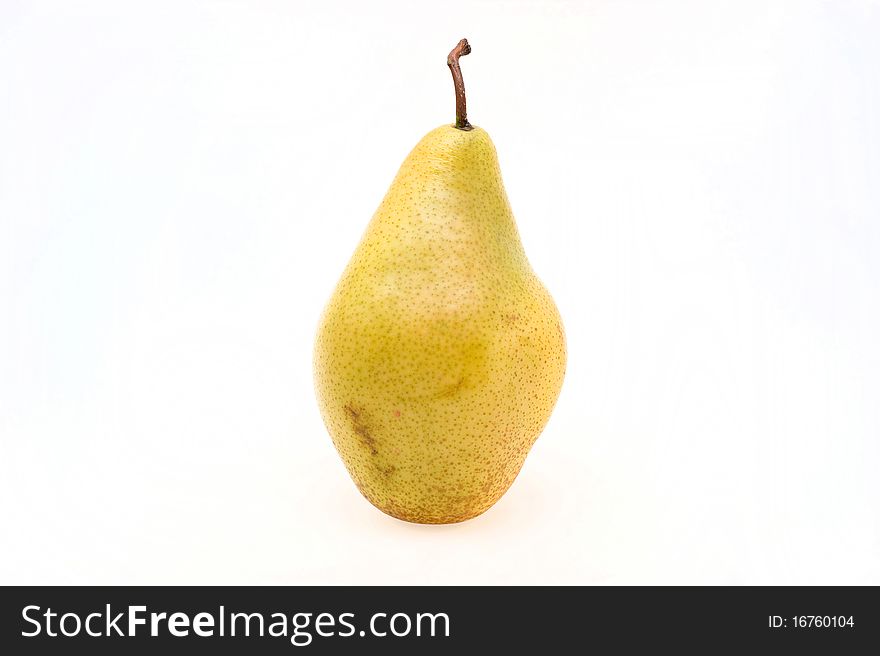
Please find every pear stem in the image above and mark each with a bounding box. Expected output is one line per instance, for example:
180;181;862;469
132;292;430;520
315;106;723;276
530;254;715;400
447;38;473;131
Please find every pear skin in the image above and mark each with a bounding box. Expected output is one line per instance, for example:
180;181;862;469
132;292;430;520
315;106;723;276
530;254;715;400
314;123;566;524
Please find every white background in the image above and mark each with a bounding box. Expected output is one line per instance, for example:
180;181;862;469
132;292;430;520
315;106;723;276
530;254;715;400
1;0;878;585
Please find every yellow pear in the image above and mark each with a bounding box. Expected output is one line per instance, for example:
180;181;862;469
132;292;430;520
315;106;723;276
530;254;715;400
314;39;566;524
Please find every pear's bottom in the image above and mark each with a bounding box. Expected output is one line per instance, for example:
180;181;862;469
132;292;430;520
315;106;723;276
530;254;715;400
371;502;495;525
352;477;518;525
374;502;492;525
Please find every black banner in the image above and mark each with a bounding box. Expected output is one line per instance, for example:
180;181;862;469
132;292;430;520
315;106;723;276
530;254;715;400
1;586;877;653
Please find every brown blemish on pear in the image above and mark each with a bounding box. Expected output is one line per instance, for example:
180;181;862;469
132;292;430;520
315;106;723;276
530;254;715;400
344;404;378;455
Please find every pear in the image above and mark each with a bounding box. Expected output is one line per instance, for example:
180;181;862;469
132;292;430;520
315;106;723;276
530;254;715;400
314;39;566;524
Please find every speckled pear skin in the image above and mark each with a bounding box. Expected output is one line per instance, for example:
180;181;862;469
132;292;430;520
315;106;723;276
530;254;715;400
314;124;566;524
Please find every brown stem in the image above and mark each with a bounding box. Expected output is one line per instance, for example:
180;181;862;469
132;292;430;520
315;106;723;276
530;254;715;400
447;38;473;131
